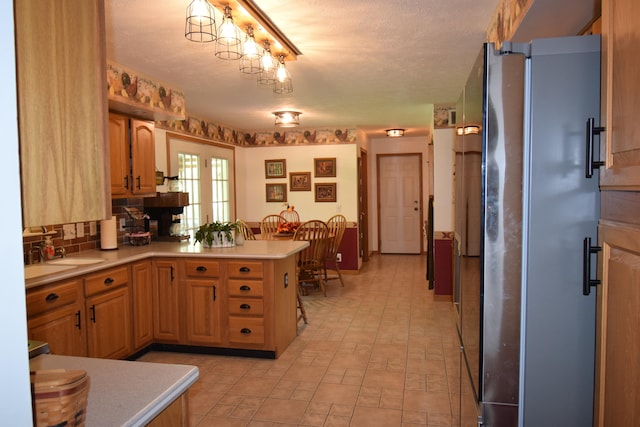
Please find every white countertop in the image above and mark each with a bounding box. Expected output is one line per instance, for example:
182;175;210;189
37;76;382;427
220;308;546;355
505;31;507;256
30;354;199;427
25;239;308;288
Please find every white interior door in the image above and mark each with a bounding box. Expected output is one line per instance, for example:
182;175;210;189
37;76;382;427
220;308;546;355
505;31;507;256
378;154;422;254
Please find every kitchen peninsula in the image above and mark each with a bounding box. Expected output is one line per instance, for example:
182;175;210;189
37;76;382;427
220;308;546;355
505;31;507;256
25;240;309;360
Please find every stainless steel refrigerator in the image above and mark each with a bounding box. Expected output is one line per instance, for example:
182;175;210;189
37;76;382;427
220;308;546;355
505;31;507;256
454;35;600;426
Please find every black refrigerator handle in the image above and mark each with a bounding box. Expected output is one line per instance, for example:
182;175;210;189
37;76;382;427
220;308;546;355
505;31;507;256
585;118;605;178
583;237;602;296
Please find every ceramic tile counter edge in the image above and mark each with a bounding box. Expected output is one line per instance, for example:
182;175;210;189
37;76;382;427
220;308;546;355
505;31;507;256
25;239;309;289
30;354;199;427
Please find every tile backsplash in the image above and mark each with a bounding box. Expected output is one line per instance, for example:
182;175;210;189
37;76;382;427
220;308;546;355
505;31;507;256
23;198;144;263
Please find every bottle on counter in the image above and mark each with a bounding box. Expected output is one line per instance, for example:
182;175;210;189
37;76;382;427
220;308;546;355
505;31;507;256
43;236;55;260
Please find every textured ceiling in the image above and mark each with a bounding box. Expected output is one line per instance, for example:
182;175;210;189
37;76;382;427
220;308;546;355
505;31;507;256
105;0;501;137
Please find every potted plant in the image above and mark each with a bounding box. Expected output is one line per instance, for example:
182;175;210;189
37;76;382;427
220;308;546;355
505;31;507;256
194;220;237;247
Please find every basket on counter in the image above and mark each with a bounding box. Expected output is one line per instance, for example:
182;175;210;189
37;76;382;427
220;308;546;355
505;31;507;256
31;369;90;427
126;231;151;246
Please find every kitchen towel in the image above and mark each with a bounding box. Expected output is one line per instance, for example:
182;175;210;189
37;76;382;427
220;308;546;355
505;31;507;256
100;216;118;250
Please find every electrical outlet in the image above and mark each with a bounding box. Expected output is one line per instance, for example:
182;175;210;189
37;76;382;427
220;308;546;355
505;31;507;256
119;218;126;231
336;253;342;263
89;221;97;236
76;223;85;238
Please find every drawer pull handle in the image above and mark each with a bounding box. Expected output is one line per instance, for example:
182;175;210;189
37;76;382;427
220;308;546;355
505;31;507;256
45;293;59;302
104;277;114;285
240;303;251;310
239;266;251;273
239;285;251;291
196;266;207;272
240;328;252;334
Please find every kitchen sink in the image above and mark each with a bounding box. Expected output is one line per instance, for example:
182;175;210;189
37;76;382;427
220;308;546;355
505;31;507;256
48;257;106;266
24;264;76;280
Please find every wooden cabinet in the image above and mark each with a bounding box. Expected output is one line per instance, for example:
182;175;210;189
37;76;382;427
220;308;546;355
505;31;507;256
131;260;154;351
15;0;109;226
184;260;222;345
153;259;180;342
84;266;131;359
109;112;156;198
26;279;86;357
226;261;266;347
600;0;640;188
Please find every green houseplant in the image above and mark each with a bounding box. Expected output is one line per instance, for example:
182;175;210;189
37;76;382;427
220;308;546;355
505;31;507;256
194;220;237;247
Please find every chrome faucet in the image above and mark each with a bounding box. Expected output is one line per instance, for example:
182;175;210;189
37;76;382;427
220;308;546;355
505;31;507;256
26;245;43;265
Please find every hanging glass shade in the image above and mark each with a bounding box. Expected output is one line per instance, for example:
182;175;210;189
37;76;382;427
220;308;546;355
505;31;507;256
215;6;242;60
184;0;216;43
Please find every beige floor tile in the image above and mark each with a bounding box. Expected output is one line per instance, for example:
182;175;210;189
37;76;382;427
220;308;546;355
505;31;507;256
311;383;360;406
252;398;308;424
350;406;403;427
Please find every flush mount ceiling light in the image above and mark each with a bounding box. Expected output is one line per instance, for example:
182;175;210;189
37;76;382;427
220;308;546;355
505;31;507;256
273;111;301;127
185;0;217;43
386;129;405;137
456;125;481;135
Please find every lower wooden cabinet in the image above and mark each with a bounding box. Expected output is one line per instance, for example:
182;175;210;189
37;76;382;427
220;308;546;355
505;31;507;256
84;266;131;359
184;259;222;345
26;279;86;357
153;259;180;342
131;260;154;351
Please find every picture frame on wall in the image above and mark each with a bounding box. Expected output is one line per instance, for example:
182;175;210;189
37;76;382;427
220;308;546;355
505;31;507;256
265;159;286;178
314;157;336;177
266;183;287;202
315;183;336;202
289;172;311;191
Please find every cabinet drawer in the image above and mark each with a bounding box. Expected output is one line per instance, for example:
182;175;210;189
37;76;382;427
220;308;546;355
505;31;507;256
84;266;129;296
228;317;264;345
185;260;220;278
227;279;264;297
228;297;264;316
26;280;80;317
227;261;263;279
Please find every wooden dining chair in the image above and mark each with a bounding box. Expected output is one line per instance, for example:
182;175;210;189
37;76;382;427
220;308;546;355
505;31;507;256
259;214;286;238
325;214;347;287
235;219;256;240
293;220;329;297
279;209;300;224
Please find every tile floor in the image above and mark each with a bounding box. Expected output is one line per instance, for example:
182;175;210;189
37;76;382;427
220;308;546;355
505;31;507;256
138;254;462;426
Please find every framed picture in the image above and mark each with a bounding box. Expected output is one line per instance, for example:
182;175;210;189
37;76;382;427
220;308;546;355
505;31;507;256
289;172;311;191
315;183;336;202
266;183;287;202
314;157;336;177
265;159;286;179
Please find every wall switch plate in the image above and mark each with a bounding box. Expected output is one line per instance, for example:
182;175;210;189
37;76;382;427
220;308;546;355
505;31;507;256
76;223;85;238
336;253;342;263
63;223;77;240
89;221;97;236
119;218;126;231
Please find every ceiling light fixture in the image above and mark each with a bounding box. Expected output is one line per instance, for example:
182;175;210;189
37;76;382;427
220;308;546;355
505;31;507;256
239;25;262;74
215;5;242;60
257;41;276;86
185;0;217;43
273;55;293;94
456;125;481;135
386;129;405;137
273;111;301;127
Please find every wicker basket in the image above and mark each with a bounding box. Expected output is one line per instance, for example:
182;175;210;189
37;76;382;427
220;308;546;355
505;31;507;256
31;369;90;427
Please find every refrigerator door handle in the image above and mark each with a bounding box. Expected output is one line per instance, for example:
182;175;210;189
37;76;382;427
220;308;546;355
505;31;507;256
585;118;605;178
583;237;602;295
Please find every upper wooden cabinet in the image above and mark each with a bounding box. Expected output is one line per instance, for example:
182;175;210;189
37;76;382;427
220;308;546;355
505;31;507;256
109;113;156;198
600;0;640;189
14;0;110;226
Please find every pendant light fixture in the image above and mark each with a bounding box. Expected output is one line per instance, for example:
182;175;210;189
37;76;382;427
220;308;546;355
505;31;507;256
239;26;262;74
257;41;276;86
273;54;293;94
273;111;301;127
215;5;242;60
185;0;216;43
